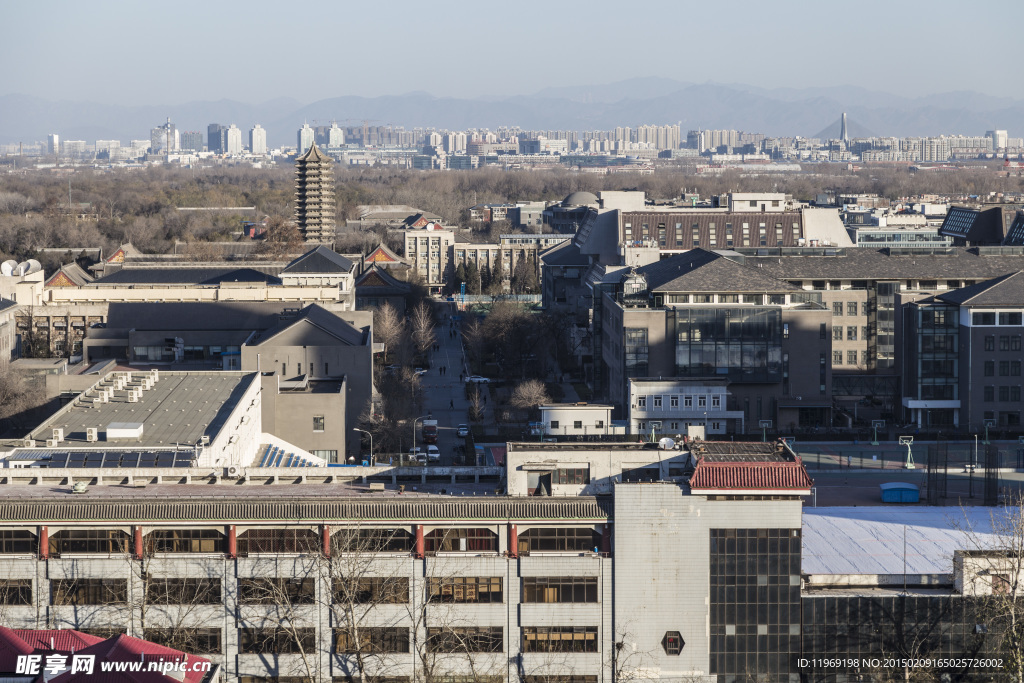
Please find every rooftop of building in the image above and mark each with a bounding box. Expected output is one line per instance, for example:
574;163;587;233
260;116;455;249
90;266;280;286
24;370;257;449
935;270;1024;306
281;245;354;275
742;246;1024;280
638;248;803;294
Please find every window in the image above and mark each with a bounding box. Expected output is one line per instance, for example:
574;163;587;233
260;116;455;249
784;322;791;339
426;627;503;653
573;420;582;429
237;528;319;555
818;323;825;340
423;528;497;553
51;579;127;605
557;467;590;484
550;420;559;429
999;312;1022;325
1014;336;1023;351
697;396;707;409
636;396;646;409
518;527;599;553
0;579;32;605
313;415;325;432
1013;361;1022;376
147;529;224;553
847;302;858;316
999;386;1011;402
1000;336;1010;351
985;361;995;377
427;577;502;603
49;529;128;556
334;577;409;604
239;578;315;604
653;396;662;408
239;628;316;655
333;528;411;553
670;395;679;408
984;386;994;402
0;530;35;554
1000;361;1010;376
522;577;597;603
1012;387;1022;402
974;313;997;326
847;326;857;341
848;351;857;365
144;629;221;654
833;303;844;316
684;396;692;409
146;578;221;605
833;327;843;341
663;631;684;656
335;627;409;654
985;335;995;351
522;626;598;653
833;351;843;365
712;396;721;409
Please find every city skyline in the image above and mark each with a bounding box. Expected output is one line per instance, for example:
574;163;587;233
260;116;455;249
2;0;1023;107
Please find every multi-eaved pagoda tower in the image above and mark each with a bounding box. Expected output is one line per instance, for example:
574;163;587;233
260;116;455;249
294;141;335;242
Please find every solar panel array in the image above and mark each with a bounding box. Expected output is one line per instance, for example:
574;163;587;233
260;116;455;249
44;450;196;468
256;444;318;467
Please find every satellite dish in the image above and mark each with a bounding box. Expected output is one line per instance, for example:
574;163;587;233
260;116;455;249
659;437;676;450
25;259;42;274
13;262;27;276
0;260;16;276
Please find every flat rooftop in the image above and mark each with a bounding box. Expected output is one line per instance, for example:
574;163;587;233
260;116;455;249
802;506;1013;577
26;371;257;448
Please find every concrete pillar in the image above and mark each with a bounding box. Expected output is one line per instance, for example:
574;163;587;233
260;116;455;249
226;525;237;558
133;526;143;560
321;525;331;558
508;524;518;559
38;526;48;560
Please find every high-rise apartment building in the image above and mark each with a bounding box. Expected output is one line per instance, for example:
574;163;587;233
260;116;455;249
47;133;59;155
297;124;315;154
180;131;204;152
249;124;267;155
328;123;344;148
225;124;243;155
150;117;179;152
207;123;227;154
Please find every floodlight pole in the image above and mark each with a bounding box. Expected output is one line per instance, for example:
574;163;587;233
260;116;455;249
871;423;879;446
353;428;373;465
983;423;990;445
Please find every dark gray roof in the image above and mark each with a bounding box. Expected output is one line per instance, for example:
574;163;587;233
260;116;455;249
639;249;800;293
252;304;366;347
92;267;279;286
540;240;588;267
282;246;354;274
0;297;17;313
744;247;1024;280
937;271;1024;306
104;302;298;331
354;264;411;295
563;191;599;207
0;491;611;523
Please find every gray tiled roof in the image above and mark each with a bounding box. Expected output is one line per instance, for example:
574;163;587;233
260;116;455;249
281;246;354;274
640;249;800;293
251;304;366;347
92;267;279;286
540;240;588;266
745;247;1024;280
104;302;297;331
937;271;1024;306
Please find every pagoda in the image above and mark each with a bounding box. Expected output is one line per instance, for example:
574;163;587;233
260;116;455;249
294;141;335;242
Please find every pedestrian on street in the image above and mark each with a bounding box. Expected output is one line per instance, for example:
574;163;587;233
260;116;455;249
450;399;454;409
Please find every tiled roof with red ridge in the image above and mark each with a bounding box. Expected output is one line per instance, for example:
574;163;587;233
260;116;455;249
689;459;813;491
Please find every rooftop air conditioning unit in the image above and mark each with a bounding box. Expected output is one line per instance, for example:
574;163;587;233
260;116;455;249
86;428;98;442
226;466;241;478
128;390;138;403
22;439;35;448
52;428;64;442
46;439;58;447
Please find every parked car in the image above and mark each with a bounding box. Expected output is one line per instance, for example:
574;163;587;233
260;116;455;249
414;367;427;376
457;424;470;437
465;375;490;383
426;445;441;461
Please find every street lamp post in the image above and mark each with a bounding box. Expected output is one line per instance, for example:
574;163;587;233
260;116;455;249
353;428;373;465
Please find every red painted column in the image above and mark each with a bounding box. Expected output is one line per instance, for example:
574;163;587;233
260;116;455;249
508;524;518;559
133;526;144;560
601;524;612;556
414;525;425;559
226;525;237;559
322;525;331;559
38;526;49;560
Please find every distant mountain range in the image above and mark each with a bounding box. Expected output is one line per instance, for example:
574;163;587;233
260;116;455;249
2;79;1021;147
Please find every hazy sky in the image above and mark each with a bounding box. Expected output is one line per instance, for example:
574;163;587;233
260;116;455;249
3;0;1022;105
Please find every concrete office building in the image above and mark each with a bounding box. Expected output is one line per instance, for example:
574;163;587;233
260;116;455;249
180;131;204;152
595;250;832;432
207;124;227;154
249;125;267;155
0;439;1012;683
397;225;454;292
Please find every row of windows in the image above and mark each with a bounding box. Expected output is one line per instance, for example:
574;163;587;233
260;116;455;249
636;394;723;410
5;576;600;606
972;312;1023;326
548;420;604;430
983;360;1021;376
833;350;868;366
831;301;867;317
4;527;607;556
982;385;1022;402
982;334;1022;351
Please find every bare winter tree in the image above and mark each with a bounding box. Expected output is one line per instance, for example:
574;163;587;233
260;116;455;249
508;380;551;412
373;302;406;364
411;302;436;359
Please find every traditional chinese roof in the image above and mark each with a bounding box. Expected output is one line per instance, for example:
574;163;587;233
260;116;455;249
45;263;94;287
363;243;405;265
689;458;813;492
355;264;411;295
281;245;353;275
296;140;329;163
105;244;140;264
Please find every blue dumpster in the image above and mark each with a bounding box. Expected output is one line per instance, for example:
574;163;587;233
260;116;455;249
879;482;919;503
